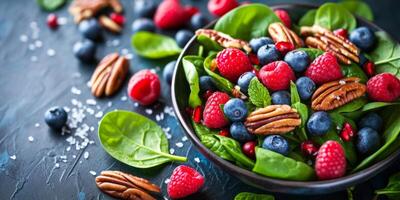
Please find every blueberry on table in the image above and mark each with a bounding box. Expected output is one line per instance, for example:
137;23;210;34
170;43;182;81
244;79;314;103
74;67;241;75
295;77;316;101
307;111;332;136
358;112;383;131
199;76;215;92
284;50;310;72
249;37;274;53
44;107;68;130
262;135;289;156
190;13;209;30
356;127;380;155
223;98;248;122
78;18;102;41
271;90;291;105
175;30;194;48
134;0;157;18
257;44;281;66
237;72;256;94
349;27;376;52
131;18;156;33
163;61;176;85
230;122;254;142
73;40;96;63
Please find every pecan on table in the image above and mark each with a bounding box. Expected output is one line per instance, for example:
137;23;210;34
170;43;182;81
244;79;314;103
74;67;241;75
268;22;304;48
69;0;123;23
195;29;252;53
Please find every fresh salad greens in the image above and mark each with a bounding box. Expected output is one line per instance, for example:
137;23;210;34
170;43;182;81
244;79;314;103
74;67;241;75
131;31;182;59
338;1;374;21
315;3;357;31
182;56;204;108
234;192;275;200
375;172;400;200
248;77;271;108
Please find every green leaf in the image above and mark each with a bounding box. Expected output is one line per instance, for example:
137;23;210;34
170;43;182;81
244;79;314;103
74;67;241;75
192;120;218;137
214;4;281;41
297;48;324;61
339;1;374;21
200;134;235;161
37;0;65;11
292;102;309;141
298;9;316;27
197;35;223;52
234;192;275;200
204;53;235;93
131;32;182;59
252;147;315;181
98;110;187;168
375;172;400;200
331;97;368;113
248;77;271;108
216;135;255;169
315;3;357;31
290;81;300;105
343;101;400;120
341;63;368;83
182;57;203;108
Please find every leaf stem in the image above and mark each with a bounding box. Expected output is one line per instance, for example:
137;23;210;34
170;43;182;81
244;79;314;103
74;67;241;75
164;153;188;162
375;56;400;65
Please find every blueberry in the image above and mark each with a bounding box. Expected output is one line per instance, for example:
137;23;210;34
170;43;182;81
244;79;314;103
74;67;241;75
296;77;316;101
284;50;310;72
78;18;102;41
190;13;209;30
237;72;256;94
262;135;290;156
271;91;291;105
257;44;281;65
358;53;368;67
134;0;157;18
249;37;274;53
356;127;380;155
307;111;331;136
44;107;68;130
73;40;96;63
199;76;215;92
230;122;255;142
175;30;194;48
358;113;383;131
223;98;248;122
132;18;156;33
163;61;176;84
349;27;376;52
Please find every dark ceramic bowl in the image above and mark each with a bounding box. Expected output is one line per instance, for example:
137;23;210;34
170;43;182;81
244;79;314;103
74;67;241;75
171;3;400;195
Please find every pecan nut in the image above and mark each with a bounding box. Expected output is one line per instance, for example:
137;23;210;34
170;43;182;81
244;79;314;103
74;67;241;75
245;105;301;135
96;170;161;200
69;0;123;23
99;15;122;33
90;53;129;97
195;29;252;53
268;22;304;48
311;77;367;111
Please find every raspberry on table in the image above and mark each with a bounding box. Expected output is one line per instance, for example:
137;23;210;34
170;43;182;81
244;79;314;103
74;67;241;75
315;140;347;180
366;73;400;102
167;165;204;199
216;48;253;82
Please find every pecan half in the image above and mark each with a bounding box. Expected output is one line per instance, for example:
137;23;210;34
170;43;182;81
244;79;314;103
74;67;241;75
245;105;301;135
268;22;304;48
96;170;160;200
90;53;129;97
69;0;123;23
311;77;367;111
195;29;252;53
99;15;122;33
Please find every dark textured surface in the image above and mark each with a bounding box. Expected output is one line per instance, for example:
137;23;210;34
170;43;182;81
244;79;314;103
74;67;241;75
0;0;399;200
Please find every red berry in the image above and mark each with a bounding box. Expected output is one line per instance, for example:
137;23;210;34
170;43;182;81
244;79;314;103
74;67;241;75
363;61;375;77
47;13;58;29
301;140;319;157
305;52;343;85
333;28;348;39
203;92;230;129
167;165;204;199
367;73;400;102
274;9;291;28
242;141;256;159
259;61;296;91
192;106;202;123
216;48;253;82
315;141;347;180
186;107;193;116
219;129;230;137
110;13;125;26
275;41;294;56
154;0;198;29
127;70;161;106
248;53;260;65
340;123;356;142
208;0;239;17
203;90;214;101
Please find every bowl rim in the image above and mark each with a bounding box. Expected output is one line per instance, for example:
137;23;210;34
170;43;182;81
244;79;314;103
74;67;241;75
171;2;400;194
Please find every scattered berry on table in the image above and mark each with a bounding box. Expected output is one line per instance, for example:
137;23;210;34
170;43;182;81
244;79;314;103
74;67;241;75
73;40;96;63
219;129;230;137
163;60;177;84
44;107;68;130
192;106;202;123
366;73;400;102
175;29;194;48
134;0;157;18
356;127;380;155
301;140;319;157
127;69;161;106
257;44;281;66
340;122;356;142
203;92;230;129
315;140;346;180
154;0;198;29
333;28;348;39
307;111;331;136
295;77;316;101
249;37;274;53
47;13;58;29
262;135;290;156
216;48;253;82
274;9;291;28
223;98;248;122
208;0;239;17
167;165;204;199
358;112;383;131
259;61;296;91
349;26;376;52
275;41;294;55
199;76;216;92
190;13;209;30
362;60;375;77
237;72;256;94
78;18;102;41
131;18;156;33
230;122;255;142
110;13;125;26
242;141;257;159
271;90;291;105
284;50;310;73
305;52;343;85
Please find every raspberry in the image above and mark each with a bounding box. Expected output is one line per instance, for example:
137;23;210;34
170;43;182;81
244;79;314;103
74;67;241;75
340;123;356;142
274;9;291;28
367;73;400;102
208;0;239;17
110;13;125;26
305;52;343;85
315;141;347;180
203;92;230;129
259;61;296;91
216;48;253;82
127;70;160;106
167;165;204;199
333;28;348;39
154;0;198;29
47;13;58;29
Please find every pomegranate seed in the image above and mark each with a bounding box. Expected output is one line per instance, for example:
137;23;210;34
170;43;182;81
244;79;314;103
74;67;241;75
203;90;214;101
219;129;230;137
363;61;375;77
340;123;356;142
248;53;260;65
242;141;257;159
333;28;348;39
47;13;58;29
192;106;202;123
275;41;294;55
110;13;125;26
301;140;319;157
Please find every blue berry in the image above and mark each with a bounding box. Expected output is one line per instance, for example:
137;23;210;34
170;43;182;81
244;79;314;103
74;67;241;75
134;0;157;18
356;127;380;155
163;61;176;84
237;72;256;94
78;18;102;41
307;111;331;136
190;13;209;30
358;113;383;131
44;107;68;130
230;122;254;142
223;98;248;122
132;18;156;33
296;77;316;101
271;91;291;105
175;30;194;48
262;135;289;156
358;53;368;67
257;44;281;65
349;27;376;52
249;37;274;53
199;76;215;92
284;50;310;72
73;40;96;63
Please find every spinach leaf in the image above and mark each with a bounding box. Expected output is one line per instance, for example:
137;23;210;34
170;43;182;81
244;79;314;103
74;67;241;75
234;192;275;200
341;63;368;83
298;9;316;27
331;97;368;114
37;0;65;11
375;172;400;199
200;134;235;161
204;53;235;93
248;77;271;108
315;3;357;31
98;110;187;168
216;135;255;169
131;31;182;59
290;82;308;141
290;81;300;104
214;4;281;41
197;35;223;52
343;102;400;120
192;119;218;136
182;57;203;108
297;48;324;61
184;55;206;76
339;1;374;21
252;147;315;181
